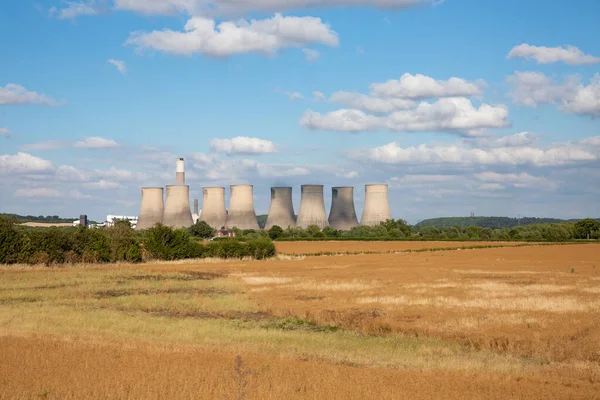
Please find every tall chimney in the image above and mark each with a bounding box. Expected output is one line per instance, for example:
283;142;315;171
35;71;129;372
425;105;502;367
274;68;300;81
136;187;164;230
176;158;185;185
200;187;227;229
328;187;358;230
264;187;296;230
296;184;329;229
360;184;391;226
226;185;259;230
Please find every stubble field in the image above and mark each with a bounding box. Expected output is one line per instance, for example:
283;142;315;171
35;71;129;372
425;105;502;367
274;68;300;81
1;242;599;399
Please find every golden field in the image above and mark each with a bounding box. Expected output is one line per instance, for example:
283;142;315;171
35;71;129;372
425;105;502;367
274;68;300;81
1;242;599;399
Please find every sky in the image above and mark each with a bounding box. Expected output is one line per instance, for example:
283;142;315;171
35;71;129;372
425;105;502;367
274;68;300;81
0;0;599;223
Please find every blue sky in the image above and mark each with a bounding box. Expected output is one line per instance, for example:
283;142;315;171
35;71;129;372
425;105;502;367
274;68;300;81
1;0;599;223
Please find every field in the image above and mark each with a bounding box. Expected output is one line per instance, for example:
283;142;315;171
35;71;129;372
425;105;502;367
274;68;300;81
19;222;73;227
1;243;599;399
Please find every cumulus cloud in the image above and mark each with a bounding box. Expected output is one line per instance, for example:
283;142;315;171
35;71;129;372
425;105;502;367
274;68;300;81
0;153;54;174
475;171;557;190
275;88;304;101
473;131;539;148
301;97;509;136
370;73;486;99
69;190;94;199
191;152;309;180
0;84;60;106
21;140;72;151
302;48;320;62
329;92;415;113
210;136;277;155
84;180;122;189
126;14;339;57
313;91;325;101
507;43;600;65
0;128;10;137
348;136;600;167
507;72;600;117
73;137;120;149
114;0;429;17
108;59;127;74
14;188;61;198
49;1;100;19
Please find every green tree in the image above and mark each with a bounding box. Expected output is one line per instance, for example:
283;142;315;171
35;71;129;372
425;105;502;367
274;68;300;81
574;218;600;239
268;225;284;240
0;216;31;264
189;221;216;239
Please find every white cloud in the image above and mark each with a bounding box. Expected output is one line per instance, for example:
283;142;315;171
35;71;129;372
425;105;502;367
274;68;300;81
0;153;54;174
114;0;429;17
69;190;94;199
312;91;325;101
49;1;99;19
370;73;486;99
0;128;10;138
507;43;600;65
478;183;505;191
126;14;339;57
475;172;557;189
73;137;120;149
210;136;277;155
275;88;304;101
108;59;127;74
84;180;122;189
329;91;415;113
0;84;60;106
14;188;60;198
302;48;320;62
301;97;509;136
474;132;539;148
94;166;148;181
348;136;600;167
507;72;600;117
21;140;71;151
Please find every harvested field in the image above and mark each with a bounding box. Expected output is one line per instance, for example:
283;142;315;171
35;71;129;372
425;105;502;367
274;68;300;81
19;222;73;227
1;243;599;399
274;240;538;255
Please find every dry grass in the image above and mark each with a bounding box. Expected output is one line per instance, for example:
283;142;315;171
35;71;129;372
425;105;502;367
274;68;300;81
1;243;600;399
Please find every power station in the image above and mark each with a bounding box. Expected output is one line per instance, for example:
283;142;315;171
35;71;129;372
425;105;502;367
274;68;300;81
226;185;260;230
360;184;391;226
296;185;329;229
328;186;359;230
135;159;394;231
200;187;227;229
264;187;296;230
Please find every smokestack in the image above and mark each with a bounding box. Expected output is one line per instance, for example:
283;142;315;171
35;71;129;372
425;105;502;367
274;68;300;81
200;187;226;229
136;187;164;230
264;187;296;230
226;185;259;230
176;158;185;185
328;187;358;230
360;184;391;226
296;185;329;229
162;185;193;228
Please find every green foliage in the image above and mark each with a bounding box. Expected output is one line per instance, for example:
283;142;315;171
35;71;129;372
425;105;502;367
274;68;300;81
416;216;599;229
204;238;275;260
574;218;600;239
188;220;216;239
268;225;284;240
142;224;196;261
0;217;31;264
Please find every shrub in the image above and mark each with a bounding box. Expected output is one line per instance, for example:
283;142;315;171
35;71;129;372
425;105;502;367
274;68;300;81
188;221;215;239
143;224;197;261
0;217;31;264
268;225;284;240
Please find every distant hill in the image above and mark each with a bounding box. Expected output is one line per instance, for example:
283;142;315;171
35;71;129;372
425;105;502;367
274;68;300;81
1;213;76;224
415;216;599;229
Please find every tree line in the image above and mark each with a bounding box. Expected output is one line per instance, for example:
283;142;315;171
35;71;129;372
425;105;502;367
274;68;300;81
0;217;275;266
415;216;600;229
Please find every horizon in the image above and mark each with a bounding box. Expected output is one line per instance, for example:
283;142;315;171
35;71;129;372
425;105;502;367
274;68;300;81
1;1;599;223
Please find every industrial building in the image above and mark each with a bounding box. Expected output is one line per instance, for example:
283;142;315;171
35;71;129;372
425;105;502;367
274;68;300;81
264;187;296;230
134;158;393;232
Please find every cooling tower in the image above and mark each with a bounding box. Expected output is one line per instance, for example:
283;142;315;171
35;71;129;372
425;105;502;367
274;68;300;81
296;185;329;229
162;185;193;228
226;185;259;230
176;158;185;185
264;187;296;230
200;187;226;229
360;184;392;226
136;187;164;230
328;187;359;231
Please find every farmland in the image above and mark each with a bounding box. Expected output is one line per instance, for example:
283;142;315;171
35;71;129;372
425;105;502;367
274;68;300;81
1;243;599;399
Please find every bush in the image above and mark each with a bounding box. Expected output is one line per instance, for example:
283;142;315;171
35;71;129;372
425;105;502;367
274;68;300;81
143;224;196;261
0;217;31;264
105;221;140;263
189;221;215;239
574;218;600;239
